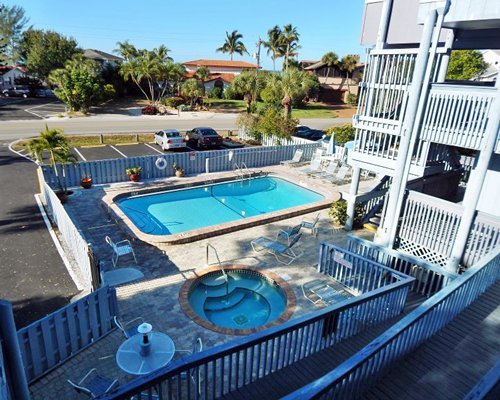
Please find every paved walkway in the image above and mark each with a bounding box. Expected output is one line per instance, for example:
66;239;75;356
0;142;78;328
29;166;376;399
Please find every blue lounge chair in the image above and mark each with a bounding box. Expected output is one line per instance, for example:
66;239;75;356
276;224;302;243
251;233;303;265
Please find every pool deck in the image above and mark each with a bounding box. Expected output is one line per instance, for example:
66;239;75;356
30;165;376;399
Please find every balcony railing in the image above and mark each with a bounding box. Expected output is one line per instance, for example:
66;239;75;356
420;83;497;150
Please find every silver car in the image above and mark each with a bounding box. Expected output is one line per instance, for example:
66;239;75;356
154;129;187;151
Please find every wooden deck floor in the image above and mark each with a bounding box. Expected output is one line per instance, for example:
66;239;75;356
362;281;500;400
219;291;426;400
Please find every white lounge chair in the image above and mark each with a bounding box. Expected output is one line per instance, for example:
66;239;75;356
309;160;339;179
301;213;320;237
114;316;144;338
67;368;119;398
300;157;322;175
302;279;346;305
280;149;304;167
251;233;303;265
105;236;137;267
323;165;350;184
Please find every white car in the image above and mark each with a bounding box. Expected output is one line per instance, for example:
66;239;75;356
154;129;187;151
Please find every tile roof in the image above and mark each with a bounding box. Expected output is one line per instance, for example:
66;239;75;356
0;65;27;75
183;59;259;69
83;49;123;62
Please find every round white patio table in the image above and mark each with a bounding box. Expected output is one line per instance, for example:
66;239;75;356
116;332;175;375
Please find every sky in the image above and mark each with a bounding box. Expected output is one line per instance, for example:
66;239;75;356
5;0;367;70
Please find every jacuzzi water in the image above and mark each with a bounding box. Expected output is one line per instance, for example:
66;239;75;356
188;270;287;330
117;176;324;235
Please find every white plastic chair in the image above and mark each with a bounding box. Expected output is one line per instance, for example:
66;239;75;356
105;236;137;267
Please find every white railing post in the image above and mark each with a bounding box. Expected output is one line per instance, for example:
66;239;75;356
345;166;362;231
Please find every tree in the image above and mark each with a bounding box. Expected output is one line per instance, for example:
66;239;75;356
263;25;283;72
49;55;104;112
280;24;300;71
0;3;29;65
27;125;76;194
195;66;211;95
446;50;488;81
232;70;265;113
20;29;80;80
181;78;203;106
114;40;138;61
321;52;339;79
340;54;359;93
216;30;248;61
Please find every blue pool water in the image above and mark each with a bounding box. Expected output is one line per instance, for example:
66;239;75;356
117;177;324;235
188;270;286;330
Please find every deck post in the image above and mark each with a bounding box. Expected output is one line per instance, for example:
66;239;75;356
375;7;439;247
0;300;30;400
375;0;394;49
345;166;361;231
446;78;500;272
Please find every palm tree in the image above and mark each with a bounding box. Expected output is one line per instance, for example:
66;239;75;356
321;52;339;80
114;40;138;61
340;54;359;93
216;30;249;61
232;71;264;113
181;78;203;106
280;24;301;71
263;25;283;72
28;125;76;194
195;66;211;95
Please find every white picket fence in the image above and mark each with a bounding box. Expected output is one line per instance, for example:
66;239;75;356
238;128;318;146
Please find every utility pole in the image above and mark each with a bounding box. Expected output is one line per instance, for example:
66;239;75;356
255;36;262;70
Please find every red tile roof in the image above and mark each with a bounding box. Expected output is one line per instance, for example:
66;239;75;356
183;59;259;69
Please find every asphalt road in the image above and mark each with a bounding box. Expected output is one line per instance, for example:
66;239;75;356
0;142;78;328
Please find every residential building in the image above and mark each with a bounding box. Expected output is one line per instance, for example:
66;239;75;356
0;65;28;90
83;49;123;67
476;49;500;81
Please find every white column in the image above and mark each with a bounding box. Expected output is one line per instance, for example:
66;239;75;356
375;8;439;247
345;166;361;231
376;0;394;49
446;78;500;271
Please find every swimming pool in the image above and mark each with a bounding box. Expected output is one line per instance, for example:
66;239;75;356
117;177;324;236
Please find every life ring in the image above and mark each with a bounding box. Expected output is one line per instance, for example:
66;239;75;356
155;157;167;170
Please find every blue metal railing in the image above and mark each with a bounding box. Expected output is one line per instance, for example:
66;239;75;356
283;247;500;400
347;235;458;296
102;248;415;400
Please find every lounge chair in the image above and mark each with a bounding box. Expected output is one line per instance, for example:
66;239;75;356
280;149;304;167
105;236;137;267
323;165;350;184
67;368;119;398
302;279;346;305
309;160;339;179
300;157;322;175
251;233;303;265
276;224;302;243
301;213;320;237
114;316;144;339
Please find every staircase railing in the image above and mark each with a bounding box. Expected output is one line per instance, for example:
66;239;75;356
283;248;500;400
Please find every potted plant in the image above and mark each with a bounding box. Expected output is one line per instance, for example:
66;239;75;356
80;175;92;189
28;124;77;203
126;166;142;182
172;162;185;177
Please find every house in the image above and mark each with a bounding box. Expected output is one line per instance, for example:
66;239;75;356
475;49;500;81
300;57;364;103
182;59;260;94
0;65;28;90
83;49;123;67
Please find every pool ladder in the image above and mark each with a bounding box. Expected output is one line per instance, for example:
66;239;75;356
233;162;251;180
206;244;229;296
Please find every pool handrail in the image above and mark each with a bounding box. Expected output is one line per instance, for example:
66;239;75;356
206;243;228;284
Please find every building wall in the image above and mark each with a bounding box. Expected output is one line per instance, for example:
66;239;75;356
204;80;230;92
476;153;500;216
184;66;249;75
0;69;26;89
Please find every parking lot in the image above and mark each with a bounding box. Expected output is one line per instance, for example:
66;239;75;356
0;97;66;120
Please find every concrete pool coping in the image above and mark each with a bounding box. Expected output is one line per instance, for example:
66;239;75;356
103;171;340;245
179;265;296;336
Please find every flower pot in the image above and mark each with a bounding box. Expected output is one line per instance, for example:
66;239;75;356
129;174;141;182
80;178;92;189
175;170;185;177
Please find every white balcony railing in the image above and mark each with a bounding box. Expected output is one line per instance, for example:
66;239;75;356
420;84;497;150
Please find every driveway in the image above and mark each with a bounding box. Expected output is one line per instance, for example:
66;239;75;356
0;97;66;121
0;142;78;328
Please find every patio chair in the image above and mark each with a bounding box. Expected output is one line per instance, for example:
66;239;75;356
175;338;203;394
67;368;119;398
300;157;322;175
302;279;346;305
114;315;144;338
323;165;350;184
105;236;137;267
251;233;303;265
276;223;302;244
301;213;320;237
309;159;339;179
280;149;304;167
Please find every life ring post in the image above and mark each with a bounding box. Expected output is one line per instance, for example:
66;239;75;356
155;157;168;170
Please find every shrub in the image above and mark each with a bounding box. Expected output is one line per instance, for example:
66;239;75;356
208;87;223;99
328;199;363;227
346;93;358;105
223;85;240;100
102;84;116;101
325;124;355;146
141;105;158;115
161;96;185;108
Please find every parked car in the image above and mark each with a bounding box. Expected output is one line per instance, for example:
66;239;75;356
293;126;325;141
154;129;187;151
2;86;30;98
34;88;56;98
186;127;223;148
